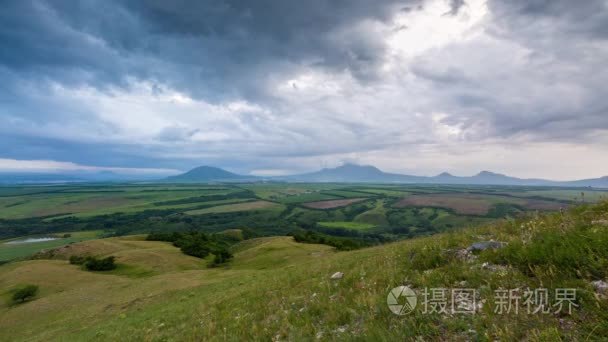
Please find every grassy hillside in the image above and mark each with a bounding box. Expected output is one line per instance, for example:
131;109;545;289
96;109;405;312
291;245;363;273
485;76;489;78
1;201;608;340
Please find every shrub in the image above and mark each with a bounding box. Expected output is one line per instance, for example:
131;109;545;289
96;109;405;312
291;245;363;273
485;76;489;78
12;285;38;304
289;229;368;251
69;255;87;265
146;231;182;242
147;231;236;259
84;256;116;271
210;249;233;267
180;239;211;258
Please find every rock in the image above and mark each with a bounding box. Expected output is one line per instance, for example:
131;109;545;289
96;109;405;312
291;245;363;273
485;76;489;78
453;248;477;262
467;241;505;252
330;272;344;280
592;280;608;294
592;219;608;226
335;325;348;333
479;262;509;273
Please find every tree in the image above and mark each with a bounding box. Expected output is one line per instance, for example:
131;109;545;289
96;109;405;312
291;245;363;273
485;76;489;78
84;256;116;271
211;249;233;266
69;255;87;265
180;239;211;258
12;285;38;304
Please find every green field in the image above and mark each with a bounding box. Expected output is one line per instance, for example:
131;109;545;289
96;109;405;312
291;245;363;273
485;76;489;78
0;185;241;219
350;187;412;197
0;183;592;245
317;221;376;230
354;199;389;226
185;200;284;215
1;201;608;340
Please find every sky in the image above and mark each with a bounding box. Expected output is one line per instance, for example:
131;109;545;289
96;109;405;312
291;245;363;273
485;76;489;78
1;0;607;180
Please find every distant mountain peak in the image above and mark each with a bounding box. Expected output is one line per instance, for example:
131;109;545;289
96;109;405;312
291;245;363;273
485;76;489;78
336;162;371;168
334;163;382;172
436;172;454;177
155;164;608;188
164;165;253;182
475;170;505;177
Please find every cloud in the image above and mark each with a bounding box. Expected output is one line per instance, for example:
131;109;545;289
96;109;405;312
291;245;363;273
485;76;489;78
0;0;607;178
0;158;178;175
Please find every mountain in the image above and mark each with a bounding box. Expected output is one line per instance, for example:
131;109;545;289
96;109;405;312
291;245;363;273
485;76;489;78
164;166;256;182
7;164;605;187
282;164;608;187
561;176;608;188
0;173;85;184
285;163;418;182
425;171;552;186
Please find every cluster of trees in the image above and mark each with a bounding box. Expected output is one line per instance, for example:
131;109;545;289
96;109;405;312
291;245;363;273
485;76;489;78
12;284;38;304
70;255;117;271
146;231;234;266
290;229;375;251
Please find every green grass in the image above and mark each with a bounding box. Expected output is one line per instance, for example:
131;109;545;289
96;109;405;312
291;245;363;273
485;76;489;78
0;185;241;219
504;189;608;202
317;221;376;230
354;199;389;226
351;187;412;197
278;192;341;204
321;190;373;198
0;184;584;221
1;201;608;340
239;183;342;202
0;231;103;261
185;201;284;215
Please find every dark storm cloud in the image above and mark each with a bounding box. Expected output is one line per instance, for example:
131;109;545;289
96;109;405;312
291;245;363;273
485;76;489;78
488;0;608;40
488;0;608;136
1;0;607;177
1;0;422;100
0;0;420;170
0;1;141;90
406;0;608;144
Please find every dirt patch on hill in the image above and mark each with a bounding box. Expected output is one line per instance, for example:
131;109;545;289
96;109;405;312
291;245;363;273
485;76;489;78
302;198;367;209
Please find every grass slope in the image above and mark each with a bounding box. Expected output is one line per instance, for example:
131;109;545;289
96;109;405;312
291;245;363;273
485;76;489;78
1;202;608;340
354;199;389;226
317;221;376;230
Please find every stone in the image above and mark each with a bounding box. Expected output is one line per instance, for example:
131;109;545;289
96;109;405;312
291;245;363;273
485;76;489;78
467;241;505;252
330;272;344;280
591;280;608;294
454;248;476;262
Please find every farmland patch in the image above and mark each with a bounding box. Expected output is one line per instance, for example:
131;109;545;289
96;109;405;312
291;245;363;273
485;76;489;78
302;198;367;209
